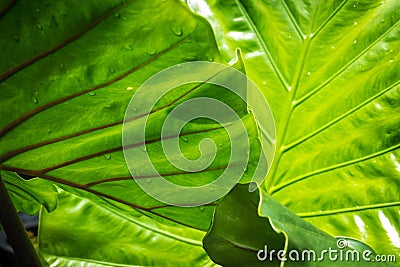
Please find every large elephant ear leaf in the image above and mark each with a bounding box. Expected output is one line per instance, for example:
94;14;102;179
0;0;264;233
189;0;400;260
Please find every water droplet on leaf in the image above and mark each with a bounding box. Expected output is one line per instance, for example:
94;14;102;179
126;86;134;91
88;91;96;96
181;136;188;142
104;154;111;160
110;67;115;73
199;206;205;211
171;26;183;36
35;8;40;13
307;71;311;76
31;96;38;104
14;35;19;42
114;13;120;19
145;178;152;183
124;44;133;51
353;39;357;45
140;146;147;152
36;24;43;30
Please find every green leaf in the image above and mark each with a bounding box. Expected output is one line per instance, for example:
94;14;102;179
203;184;284;266
39;189;216;267
204;184;394;266
0;0;264;232
191;0;400;261
1;171;57;215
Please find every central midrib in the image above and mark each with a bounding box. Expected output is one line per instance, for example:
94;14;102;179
266;1;321;191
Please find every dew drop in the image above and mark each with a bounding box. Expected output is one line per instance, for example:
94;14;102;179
31;96;39;104
218;143;224;147
104;154;111;160
145;178;152;183
147;50;156;55
331;45;335;49
353;39;357;45
47;129;52;133
199;206;205;211
114;13;120;19
13;35;19;42
353;21;358;25
59;10;66;16
262;81;267;85
124;44;133;51
125;86;133;91
307;71;311;76
88;91;96;96
131;107;137;112
171;26;183;36
389;58;394;63
110;67;115;73
36;24;43;30
140;146;147;152
181;136;188;142
288;35;292;39
60;64;64;68
35;8;40;13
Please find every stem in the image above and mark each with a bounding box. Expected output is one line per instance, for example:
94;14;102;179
0;174;42;267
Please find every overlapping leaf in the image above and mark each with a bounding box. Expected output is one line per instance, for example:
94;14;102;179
204;184;391;266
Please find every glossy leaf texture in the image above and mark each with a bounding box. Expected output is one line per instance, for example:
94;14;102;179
39;189;216;267
0;0;263;231
190;0;400;260
0;0;266;265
